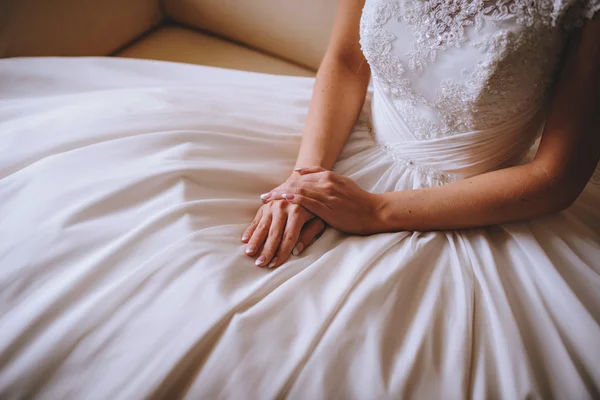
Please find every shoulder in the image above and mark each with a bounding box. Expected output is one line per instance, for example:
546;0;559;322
546;0;600;28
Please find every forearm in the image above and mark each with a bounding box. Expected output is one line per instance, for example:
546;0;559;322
377;22;600;233
295;54;370;170
376;161;580;232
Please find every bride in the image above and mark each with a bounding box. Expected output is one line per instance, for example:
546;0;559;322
1;0;599;398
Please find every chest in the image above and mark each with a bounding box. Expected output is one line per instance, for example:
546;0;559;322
359;0;569;138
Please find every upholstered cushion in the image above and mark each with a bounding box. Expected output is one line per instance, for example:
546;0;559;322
162;0;337;70
117;25;315;77
0;0;163;58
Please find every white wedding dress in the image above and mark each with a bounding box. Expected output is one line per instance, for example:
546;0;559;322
1;1;600;398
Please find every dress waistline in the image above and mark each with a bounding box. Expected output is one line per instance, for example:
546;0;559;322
365;84;546;182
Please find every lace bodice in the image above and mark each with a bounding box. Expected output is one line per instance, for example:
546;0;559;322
359;0;599;140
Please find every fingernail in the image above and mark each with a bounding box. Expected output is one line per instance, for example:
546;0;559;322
292;242;304;256
245;244;256;254
260;193;271;200
267;258;278;269
294;168;304;171
241;235;248;242
281;193;295;200
255;255;266;266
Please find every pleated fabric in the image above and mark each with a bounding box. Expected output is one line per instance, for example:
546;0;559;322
0;58;599;399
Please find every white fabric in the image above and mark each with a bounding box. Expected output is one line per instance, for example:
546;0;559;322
369;80;546;179
2;5;600;400
1;56;599;399
359;0;599;140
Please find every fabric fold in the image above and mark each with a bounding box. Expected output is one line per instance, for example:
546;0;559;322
370;82;546;178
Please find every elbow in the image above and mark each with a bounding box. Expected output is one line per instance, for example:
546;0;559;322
546;180;585;214
549;192;578;214
530;187;578;218
555;182;587;211
529;161;586;215
543;177;585;215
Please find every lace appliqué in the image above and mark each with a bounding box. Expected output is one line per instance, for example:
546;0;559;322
360;0;445;138
434;30;558;131
359;0;562;139
399;1;551;75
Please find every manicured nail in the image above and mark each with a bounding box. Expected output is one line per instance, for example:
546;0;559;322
241;235;249;242
245;244;256;254
292;242;304;256
255;255;266;266
294;168;304;171
260;193;271;200
267;258;278;269
281;193;295;200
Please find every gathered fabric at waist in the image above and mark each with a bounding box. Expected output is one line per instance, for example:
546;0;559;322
367;82;546;181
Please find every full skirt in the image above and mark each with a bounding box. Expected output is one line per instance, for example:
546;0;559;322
1;57;599;399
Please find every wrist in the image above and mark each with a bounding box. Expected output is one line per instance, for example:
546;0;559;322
369;192;391;233
294;155;330;171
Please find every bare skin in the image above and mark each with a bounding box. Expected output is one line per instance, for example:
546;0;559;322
242;0;369;268
266;17;600;235
248;1;600;266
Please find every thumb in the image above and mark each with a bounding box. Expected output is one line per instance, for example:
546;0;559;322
282;193;329;220
293;218;326;255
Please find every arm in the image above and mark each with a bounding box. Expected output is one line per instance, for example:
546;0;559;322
260;0;369;200
294;0;371;170
376;18;600;232
242;0;370;268
273;17;600;234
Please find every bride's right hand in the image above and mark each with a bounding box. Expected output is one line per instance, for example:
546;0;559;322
242;192;325;269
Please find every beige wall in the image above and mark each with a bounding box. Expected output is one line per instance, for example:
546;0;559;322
0;0;163;58
0;0;337;73
163;0;337;70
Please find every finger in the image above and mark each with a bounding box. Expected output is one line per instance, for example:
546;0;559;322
269;180;319;201
309;170;337;183
295;173;322;184
259;192;273;203
245;212;272;257
282;193;331;219
263;192;290;203
294;166;328;175
262;190;284;203
272;209;305;267
296;179;336;197
242;207;263;242
281;187;331;206
256;210;287;268
294;218;326;256
261;184;294;203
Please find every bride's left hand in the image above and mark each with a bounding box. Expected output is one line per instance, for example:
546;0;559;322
264;167;385;235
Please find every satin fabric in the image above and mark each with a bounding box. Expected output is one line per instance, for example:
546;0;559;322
0;58;599;399
370;80;546;178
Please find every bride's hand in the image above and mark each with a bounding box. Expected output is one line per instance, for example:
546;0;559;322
242;188;325;269
264;167;384;235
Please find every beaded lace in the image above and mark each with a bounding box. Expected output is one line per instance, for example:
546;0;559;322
359;0;598;140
